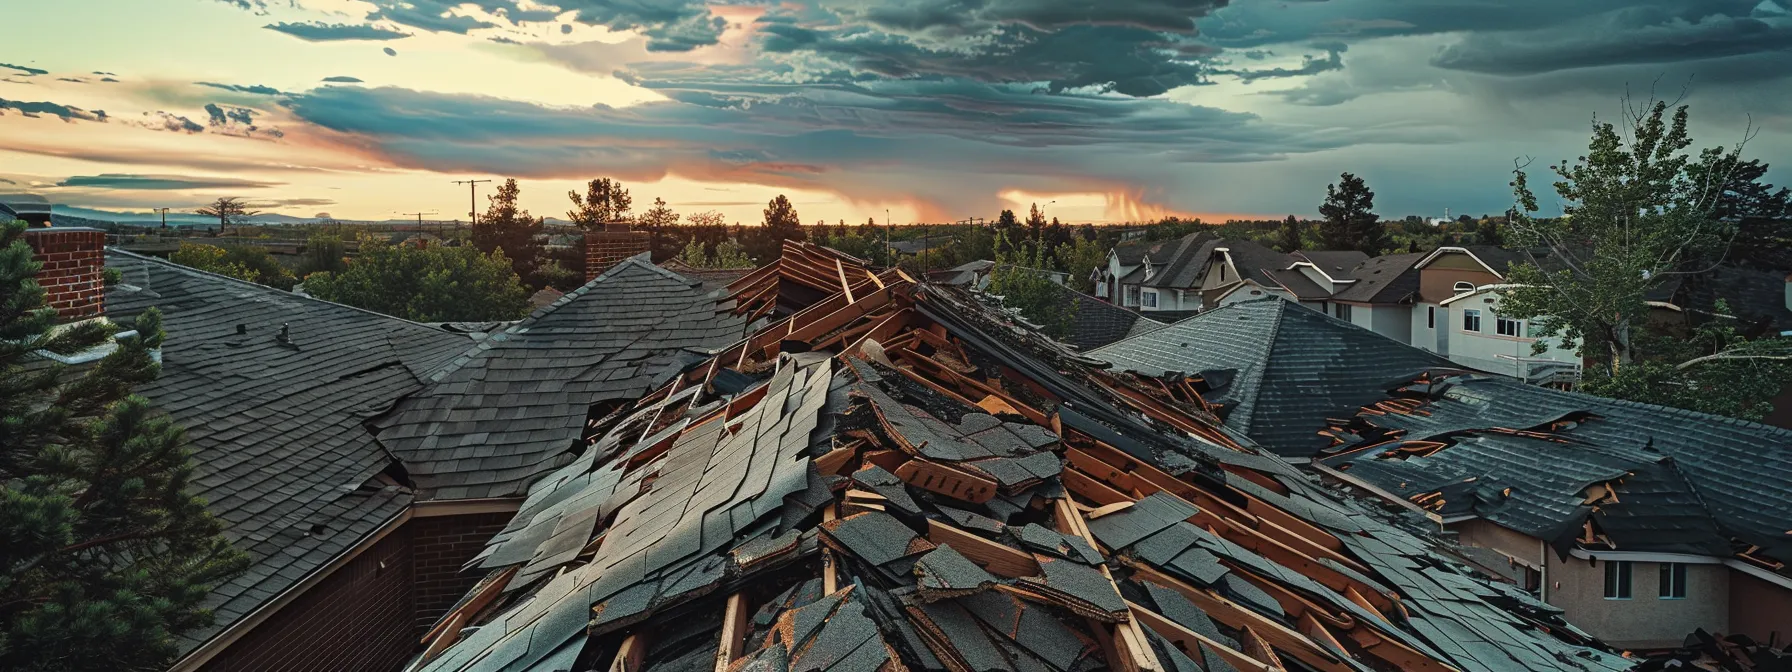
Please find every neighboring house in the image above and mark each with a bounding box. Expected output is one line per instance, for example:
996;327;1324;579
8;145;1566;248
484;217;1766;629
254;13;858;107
1318;374;1792;649
1303;251;1424;341
1094;232;1212;307
890;236;953;257
1087;298;1458;461
1407;246;1581;384
1190;239;1300;310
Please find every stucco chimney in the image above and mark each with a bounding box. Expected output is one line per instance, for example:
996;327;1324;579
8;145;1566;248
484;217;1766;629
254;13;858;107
584;223;650;281
24;226;106;320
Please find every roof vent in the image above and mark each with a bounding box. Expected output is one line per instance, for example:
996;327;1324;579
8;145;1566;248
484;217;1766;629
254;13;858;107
236;323;247;335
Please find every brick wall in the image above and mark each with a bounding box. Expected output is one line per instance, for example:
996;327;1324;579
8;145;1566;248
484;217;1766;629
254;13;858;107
200;526;415;672
410;512;514;633
23;227;105;320
585;229;650;281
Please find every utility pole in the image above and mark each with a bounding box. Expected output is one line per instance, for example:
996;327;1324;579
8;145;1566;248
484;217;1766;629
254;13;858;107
885;208;892;266
154;207;169;230
452;179;492;227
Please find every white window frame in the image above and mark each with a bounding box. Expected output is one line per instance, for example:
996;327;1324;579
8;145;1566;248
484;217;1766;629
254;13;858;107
1453;281;1475;294
1334;303;1352;321
1463;308;1482;333
1142;290;1159;308
1496;316;1522;337
1604;560;1633;600
1125;286;1140;307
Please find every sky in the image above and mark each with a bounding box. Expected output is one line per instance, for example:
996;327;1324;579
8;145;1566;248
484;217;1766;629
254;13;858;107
1;0;1789;225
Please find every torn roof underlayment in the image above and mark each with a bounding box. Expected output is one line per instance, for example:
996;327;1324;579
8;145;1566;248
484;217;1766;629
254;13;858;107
407;242;1639;672
1317;372;1792;578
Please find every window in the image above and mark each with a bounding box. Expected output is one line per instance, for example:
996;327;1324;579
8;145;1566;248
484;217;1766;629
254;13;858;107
1453;281;1476;294
1220;265;1229;282
1463;309;1482;332
1522;566;1542;594
1142;291;1158;308
1526;322;1546;338
1427;306;1436;329
1659;563;1687;599
1496;316;1522;337
1334;303;1352;321
1604;560;1633;599
1125;286;1140;307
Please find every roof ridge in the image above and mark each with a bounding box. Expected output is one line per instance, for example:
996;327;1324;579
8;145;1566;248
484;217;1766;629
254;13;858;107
106;248;453;335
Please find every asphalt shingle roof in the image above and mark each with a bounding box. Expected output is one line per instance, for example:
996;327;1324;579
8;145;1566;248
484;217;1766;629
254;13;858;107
372;256;750;500
1050;283;1152;351
1326;375;1792;561
1331;252;1424;303
1087;298;1459;458
1292;250;1369;277
102;250;471;655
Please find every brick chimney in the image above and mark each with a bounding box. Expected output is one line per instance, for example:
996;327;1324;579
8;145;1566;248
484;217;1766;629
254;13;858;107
585;223;650;282
25;227;106;320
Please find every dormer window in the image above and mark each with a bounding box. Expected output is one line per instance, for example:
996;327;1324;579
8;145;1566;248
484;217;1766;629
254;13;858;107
1453;281;1475;294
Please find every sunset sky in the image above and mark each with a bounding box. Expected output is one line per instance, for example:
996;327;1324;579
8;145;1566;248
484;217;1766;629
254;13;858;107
2;0;1788;225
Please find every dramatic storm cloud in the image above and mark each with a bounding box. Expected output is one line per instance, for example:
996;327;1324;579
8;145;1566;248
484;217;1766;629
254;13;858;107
2;0;1787;221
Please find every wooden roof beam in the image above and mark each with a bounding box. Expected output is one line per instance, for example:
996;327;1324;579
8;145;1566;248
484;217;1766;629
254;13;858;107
1127;565;1350;672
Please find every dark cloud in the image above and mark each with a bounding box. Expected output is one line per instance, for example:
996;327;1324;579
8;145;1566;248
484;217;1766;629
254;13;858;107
92;71;116;76
1214;45;1344;82
101;77;119;83
489;36;522;44
57;77;86;83
384;47;399;56
274;83;1441;214
197;81;283;95
561;23;573;34
203;103;260;130
368;4;497;34
323;76;365;83
0;62;48;76
0;98;107;121
265;21;412;42
1432;11;1792;75
149;112;205;133
57;174;280;190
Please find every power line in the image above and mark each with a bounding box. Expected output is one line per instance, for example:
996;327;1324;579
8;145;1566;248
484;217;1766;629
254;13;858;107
452;179;492;227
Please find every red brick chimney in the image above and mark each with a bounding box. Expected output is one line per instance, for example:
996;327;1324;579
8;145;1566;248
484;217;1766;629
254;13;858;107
585;223;650;282
24;227;106;320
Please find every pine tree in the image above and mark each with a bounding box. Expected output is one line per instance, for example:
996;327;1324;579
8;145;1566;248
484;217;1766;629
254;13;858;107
637;197;680;262
1318;173;1386;255
475;179;544;280
0;220;247;670
1276;215;1303;253
747;195;806;262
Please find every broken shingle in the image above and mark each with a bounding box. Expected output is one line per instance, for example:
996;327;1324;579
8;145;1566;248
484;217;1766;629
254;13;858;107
914;544;1001;600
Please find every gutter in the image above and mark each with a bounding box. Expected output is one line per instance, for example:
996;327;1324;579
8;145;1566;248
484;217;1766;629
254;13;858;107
169;505;415;672
413;497;524;518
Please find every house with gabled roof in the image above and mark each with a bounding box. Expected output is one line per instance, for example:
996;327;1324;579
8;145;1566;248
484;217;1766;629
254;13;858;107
12;226;759;671
1407;246;1581;383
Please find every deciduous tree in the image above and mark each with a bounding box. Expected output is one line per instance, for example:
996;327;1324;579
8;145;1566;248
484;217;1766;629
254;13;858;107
304;235;530;321
988;232;1077;338
195;197;259;235
169;242;296;290
1;220;246;670
566;178;633;232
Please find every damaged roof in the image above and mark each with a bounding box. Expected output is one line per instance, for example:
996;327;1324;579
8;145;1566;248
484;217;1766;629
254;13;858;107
372;255;750;501
103;250;472;657
408;243;1632;672
1330;253;1424;304
1319;373;1792;572
1087;298;1460;459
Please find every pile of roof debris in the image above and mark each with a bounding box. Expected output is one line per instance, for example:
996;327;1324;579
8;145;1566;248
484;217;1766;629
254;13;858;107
407;242;1639;672
1636;630;1791;672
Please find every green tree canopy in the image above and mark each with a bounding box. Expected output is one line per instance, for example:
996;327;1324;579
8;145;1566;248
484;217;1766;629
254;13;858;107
1318;172;1386;255
475;179;544;280
169;242;296;290
1051;236;1107;294
1276;215;1303;253
988;233;1077;338
746;195;806;262
1;220;247;670
566;178;633;233
303;236;531;322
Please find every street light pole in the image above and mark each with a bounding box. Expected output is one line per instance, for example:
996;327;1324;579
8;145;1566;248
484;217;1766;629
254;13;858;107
884;208;891;265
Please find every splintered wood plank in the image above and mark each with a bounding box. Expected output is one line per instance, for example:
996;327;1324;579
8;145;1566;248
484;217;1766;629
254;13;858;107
1055;499;1164;672
1127;565;1351;672
822;505;840;594
1127;601;1274;672
896;459;997;503
814;443;859;475
1299;613;1347;655
420;566;518;646
610;633;647;672
835;258;856;303
1239;627;1287;672
715;593;751;672
925;519;1039;578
